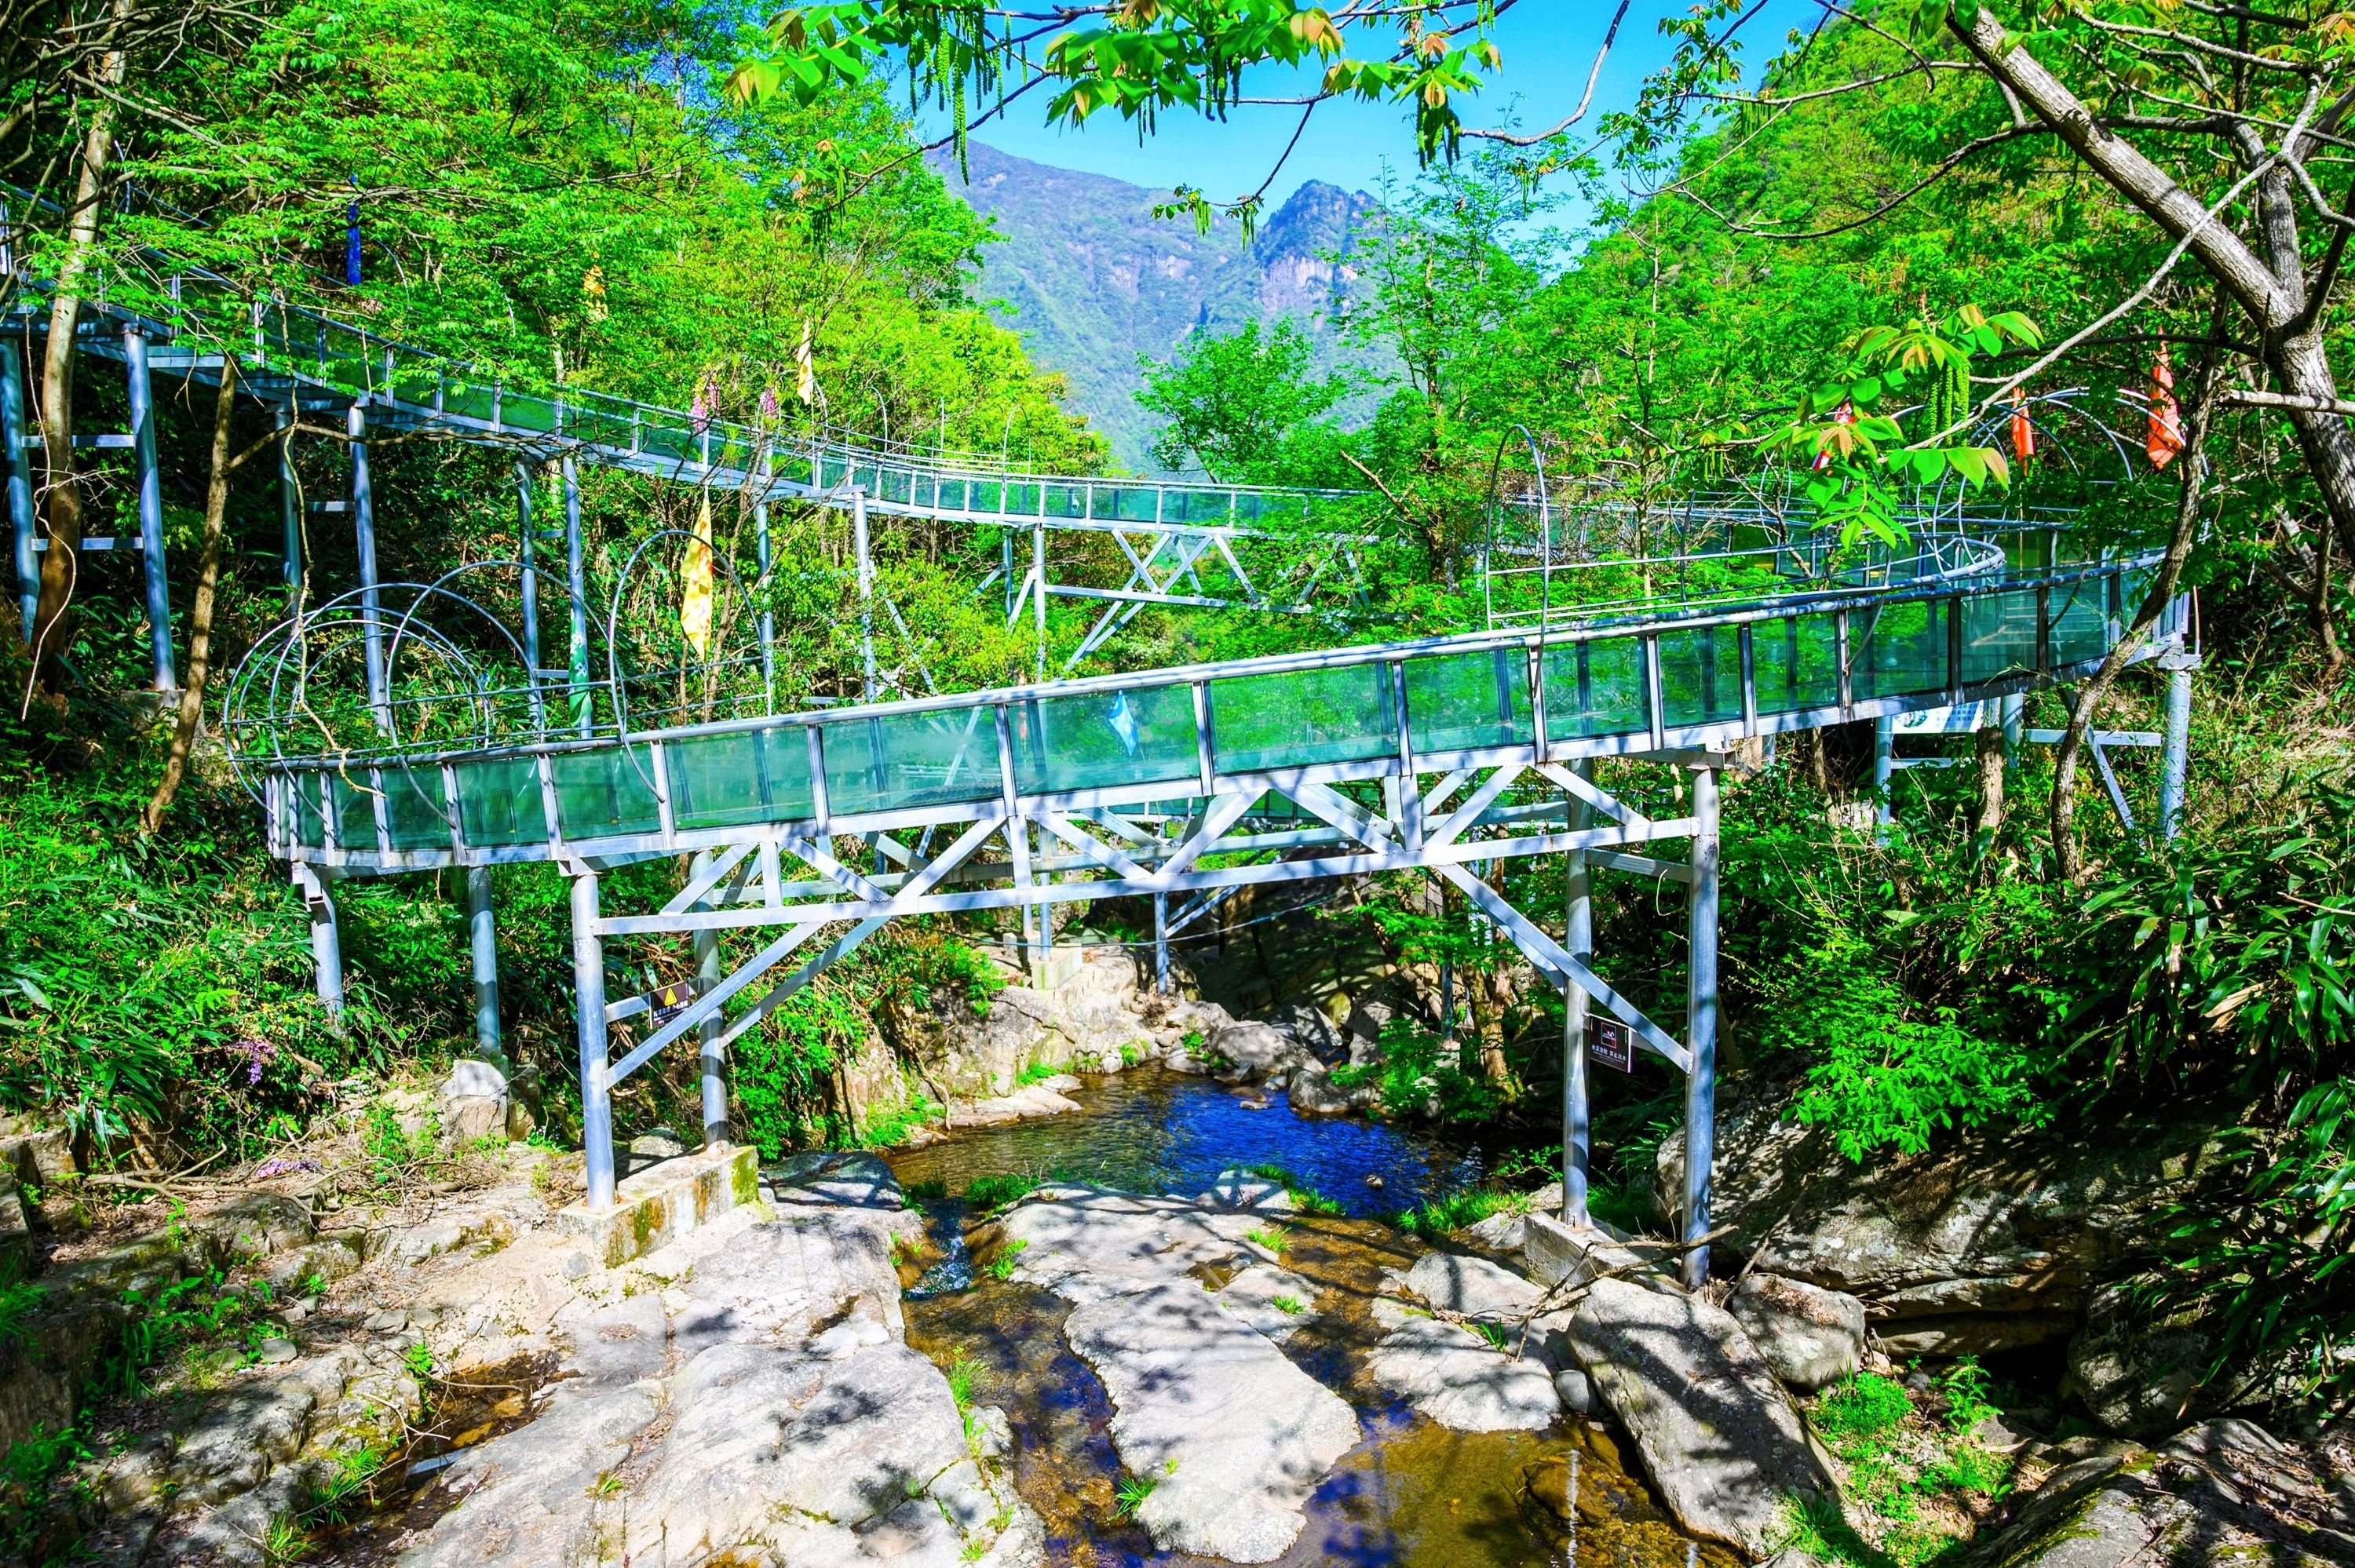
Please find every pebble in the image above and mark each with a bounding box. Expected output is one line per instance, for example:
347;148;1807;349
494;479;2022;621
254;1338;299;1365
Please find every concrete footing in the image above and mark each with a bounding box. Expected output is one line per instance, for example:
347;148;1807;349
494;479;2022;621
553;1143;759;1269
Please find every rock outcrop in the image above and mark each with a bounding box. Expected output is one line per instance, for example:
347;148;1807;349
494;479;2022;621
1566;1277;1838;1559
1656;1085;2229;1357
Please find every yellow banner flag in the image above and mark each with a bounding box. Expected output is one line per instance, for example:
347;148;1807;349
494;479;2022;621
682;496;714;658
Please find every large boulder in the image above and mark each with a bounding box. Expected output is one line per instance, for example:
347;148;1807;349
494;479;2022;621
1726;1274;1865;1394
1401;1251;1575;1369
1656;1084;2229;1356
1568;1277;1838;1558
2064;1276;2221;1439
892;946;1160;1096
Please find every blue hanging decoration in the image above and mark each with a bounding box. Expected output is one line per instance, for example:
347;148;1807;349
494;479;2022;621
345;177;361;287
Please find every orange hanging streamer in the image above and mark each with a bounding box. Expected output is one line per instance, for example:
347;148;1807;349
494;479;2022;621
2009;386;2036;463
1813;397;1857;472
2146;348;2185;470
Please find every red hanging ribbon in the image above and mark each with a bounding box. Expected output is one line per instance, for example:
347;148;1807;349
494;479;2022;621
1813;397;1857;472
2009;386;2036;463
2146;348;2185;470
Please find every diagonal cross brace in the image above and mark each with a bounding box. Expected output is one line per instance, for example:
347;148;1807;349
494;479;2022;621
1435;862;1693;1074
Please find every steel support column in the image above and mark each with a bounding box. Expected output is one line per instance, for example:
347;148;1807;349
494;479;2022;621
854;487;876;700
755;498;776;709
350;404;387;725
124;330;175;691
2;328;36;641
564;455;589;735
692;849;728;1148
276;403;301;593
1871;714;1894;837
294;862;345;1020
466;865;502;1061
1153;890;1170;994
2159;644;2197;840
1561;760;1594;1229
1682;765;1722;1291
515;459;542;685
571;866;616;1211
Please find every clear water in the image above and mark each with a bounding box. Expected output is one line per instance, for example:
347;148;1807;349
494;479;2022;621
885;1066;1486;1219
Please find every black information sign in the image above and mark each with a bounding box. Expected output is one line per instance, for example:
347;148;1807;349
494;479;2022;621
1590;1018;1634;1073
649;979;699;1026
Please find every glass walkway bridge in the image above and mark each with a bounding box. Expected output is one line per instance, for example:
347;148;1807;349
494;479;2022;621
2;195;2183;1283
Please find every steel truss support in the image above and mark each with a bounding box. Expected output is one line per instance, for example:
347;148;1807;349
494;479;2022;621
571;865;616;1211
351;403;385;726
2158;643;2198;841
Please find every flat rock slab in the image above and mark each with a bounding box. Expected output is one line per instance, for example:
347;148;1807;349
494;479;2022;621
1568;1276;1835;1558
1403;1251;1575;1369
1214;1264;1319;1344
1064;1282;1359;1563
766;1149;904;1210
1366;1304;1562;1432
999;1190;1260;1305
949;1085;1083;1127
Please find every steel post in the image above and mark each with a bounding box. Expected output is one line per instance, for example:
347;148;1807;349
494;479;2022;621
2;328;37;641
294;863;345;1020
1871;713;1894;837
854;487;876;700
515;460;542;687
466;865;502;1061
2160;645;2196;840
563;456;589;735
1682;764;1722;1291
1562;760;1594;1228
350;404;387;726
1154;890;1170;994
1032;512;1047;681
124;330;175;691
692;849;728;1147
571;866;616;1211
276;403;301;593
755;498;776;711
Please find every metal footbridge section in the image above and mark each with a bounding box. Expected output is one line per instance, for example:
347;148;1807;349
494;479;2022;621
3;194;2185;1278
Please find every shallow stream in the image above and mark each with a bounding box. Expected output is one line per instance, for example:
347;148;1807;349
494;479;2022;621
887;1068;1717;1568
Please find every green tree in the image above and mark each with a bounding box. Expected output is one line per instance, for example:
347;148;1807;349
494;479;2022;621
1137;319;1348;480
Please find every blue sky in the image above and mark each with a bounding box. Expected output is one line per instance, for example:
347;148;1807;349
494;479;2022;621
918;2;1823;219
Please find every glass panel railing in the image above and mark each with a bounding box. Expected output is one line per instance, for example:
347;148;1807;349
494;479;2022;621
1407;647;1533;755
290;775;328;850
1962;589;2041;684
1542;636;1648;740
330;770;382;852
1210;662;1397;772
455;756;549;848
1016;684;1201;795
1754;613;1842;715
1657;626;1743;729
2049;578;2109;665
822;708;1002;816
383;768;454;850
669;726;814;828
1853;599;1951;701
551;746;663;837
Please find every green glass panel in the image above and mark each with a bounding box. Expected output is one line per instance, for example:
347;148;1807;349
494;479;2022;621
383;768;454;851
1853;600;1950;701
455;756;548;848
1541;636;1648;739
2120;563;2158;624
669;726;814;827
330;771;380;851
288;774;328;849
1962;589;2040;684
1407;647;1532;755
1657;626;1743;728
1210;662;1397;772
822;709;1002;816
1016;684;1200;794
1754;614;1841;715
551;746;663;838
2049;579;2109;666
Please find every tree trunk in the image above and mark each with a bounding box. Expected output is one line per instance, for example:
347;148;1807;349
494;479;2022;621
2269;330;2351;671
1972;720;2006;847
142;362;239;833
2051;330;2225;880
27;0;136;681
